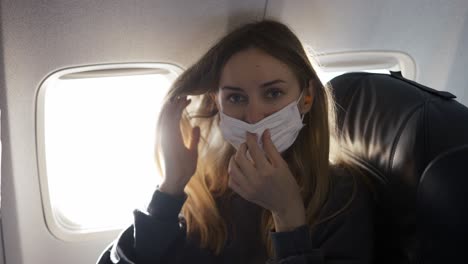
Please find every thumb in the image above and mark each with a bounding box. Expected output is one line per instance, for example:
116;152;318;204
262;129;282;165
189;126;201;153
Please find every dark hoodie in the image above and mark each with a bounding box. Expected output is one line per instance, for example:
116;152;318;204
97;165;374;264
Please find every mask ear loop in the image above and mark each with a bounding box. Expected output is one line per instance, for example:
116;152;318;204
297;90;306;122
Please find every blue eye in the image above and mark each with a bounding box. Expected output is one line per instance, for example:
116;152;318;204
266;89;284;99
227;93;247;104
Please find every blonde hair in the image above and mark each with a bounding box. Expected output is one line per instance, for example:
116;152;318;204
155;20;353;256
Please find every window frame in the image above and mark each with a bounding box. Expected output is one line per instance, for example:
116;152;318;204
307;50;417;83
35;63;182;241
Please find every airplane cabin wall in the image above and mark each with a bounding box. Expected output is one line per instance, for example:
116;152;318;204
267;0;468;106
0;0;467;264
0;1;265;263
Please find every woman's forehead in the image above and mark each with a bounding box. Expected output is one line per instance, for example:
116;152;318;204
219;48;298;89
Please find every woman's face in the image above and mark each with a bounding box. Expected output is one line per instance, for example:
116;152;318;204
216;48;312;123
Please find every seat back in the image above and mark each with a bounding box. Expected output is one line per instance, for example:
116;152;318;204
418;145;468;264
329;72;468;263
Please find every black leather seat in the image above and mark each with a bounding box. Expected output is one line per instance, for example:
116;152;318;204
329;72;468;263
418;144;468;263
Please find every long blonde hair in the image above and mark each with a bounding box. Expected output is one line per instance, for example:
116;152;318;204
155;20;351;256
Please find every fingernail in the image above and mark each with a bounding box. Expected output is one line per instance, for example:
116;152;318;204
264;129;270;137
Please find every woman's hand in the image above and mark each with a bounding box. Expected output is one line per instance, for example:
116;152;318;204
228;130;306;232
158;96;200;196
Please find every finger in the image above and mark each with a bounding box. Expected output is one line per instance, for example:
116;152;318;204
234;143;256;176
169;95;189;108
168;95;187;108
163;96;190;125
169;97;191;131
245;132;269;168
228;172;241;193
262;129;283;166
189;126;200;153
174;97;191;116
228;156;250;186
170;95;187;103
160;97;190;144
228;161;250;198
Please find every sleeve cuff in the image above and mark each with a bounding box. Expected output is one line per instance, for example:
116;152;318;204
147;189;187;221
270;225;313;259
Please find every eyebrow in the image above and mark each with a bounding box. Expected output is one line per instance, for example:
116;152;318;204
261;79;286;87
220;79;286;91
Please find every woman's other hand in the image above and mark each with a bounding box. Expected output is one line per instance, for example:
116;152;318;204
158;96;200;196
228;129;306;232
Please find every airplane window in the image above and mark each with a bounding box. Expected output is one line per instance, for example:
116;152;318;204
315;68;390;84
36;64;181;238
306;48;415;84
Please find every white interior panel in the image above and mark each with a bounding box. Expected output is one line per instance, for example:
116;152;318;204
1;0;468;264
0;110;3;264
266;0;468;106
0;1;265;263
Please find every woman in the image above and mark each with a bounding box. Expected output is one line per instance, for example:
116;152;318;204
98;20;374;264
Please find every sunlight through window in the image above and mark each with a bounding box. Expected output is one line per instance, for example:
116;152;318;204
38;65;180;235
315;68;390;84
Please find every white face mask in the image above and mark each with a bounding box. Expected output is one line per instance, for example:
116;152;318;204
219;92;305;153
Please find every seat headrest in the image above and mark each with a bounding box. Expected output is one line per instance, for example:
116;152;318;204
330;71;468;192
329;72;468;263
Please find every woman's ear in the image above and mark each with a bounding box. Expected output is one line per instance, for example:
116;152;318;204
299;80;315;114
